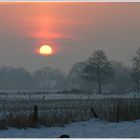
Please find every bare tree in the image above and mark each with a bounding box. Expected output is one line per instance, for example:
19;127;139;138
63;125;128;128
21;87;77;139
131;47;140;91
0;66;35;90
82;50;114;94
67;62;86;89
110;61;133;94
33;67;66;90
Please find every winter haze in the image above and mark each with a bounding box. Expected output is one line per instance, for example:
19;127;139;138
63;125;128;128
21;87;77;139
0;2;140;137
0;2;140;73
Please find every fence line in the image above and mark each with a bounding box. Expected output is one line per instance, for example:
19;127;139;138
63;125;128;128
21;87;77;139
0;98;139;129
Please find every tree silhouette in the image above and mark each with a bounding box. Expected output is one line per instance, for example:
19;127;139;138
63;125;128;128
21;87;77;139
131;47;140;91
82;50;114;94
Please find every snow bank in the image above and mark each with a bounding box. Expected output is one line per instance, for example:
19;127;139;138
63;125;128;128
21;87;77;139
0;119;140;138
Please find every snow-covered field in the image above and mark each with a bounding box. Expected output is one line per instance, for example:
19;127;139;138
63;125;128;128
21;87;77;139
0;89;140;101
0;119;140;138
0;92;140;100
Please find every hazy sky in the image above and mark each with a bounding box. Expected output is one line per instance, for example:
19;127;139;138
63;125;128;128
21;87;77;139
0;2;140;73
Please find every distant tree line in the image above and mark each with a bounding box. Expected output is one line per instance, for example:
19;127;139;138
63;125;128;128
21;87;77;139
1;47;140;94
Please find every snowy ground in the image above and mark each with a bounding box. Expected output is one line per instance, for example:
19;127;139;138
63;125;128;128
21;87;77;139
0;93;140;100
0;119;140;138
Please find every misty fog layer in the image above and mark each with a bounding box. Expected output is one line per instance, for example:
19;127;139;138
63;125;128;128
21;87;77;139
0;57;134;94
0;3;140;73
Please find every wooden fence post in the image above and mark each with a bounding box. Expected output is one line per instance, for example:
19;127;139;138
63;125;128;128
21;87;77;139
117;104;119;122
34;105;38;123
91;107;98;118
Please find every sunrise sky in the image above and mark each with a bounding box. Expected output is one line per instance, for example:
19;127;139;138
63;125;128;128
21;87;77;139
0;2;140;73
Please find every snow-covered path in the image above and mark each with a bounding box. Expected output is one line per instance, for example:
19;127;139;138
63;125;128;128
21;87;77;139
0;119;140;138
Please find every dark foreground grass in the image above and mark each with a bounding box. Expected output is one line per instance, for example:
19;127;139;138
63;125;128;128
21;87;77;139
0;98;139;129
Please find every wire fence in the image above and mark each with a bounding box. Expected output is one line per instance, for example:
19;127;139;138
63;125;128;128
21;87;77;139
0;98;139;129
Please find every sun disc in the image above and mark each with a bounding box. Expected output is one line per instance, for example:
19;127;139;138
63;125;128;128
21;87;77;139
39;45;52;55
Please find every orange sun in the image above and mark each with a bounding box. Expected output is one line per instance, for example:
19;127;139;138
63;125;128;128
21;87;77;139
39;45;53;55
